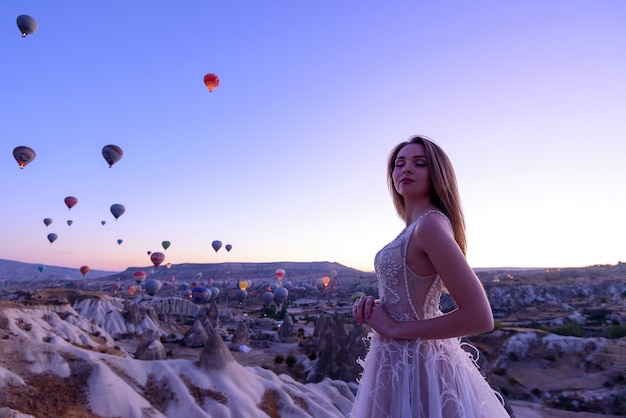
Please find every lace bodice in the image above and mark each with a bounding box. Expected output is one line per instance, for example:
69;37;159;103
374;210;450;322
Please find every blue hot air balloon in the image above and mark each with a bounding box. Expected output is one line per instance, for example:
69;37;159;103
144;278;162;296
191;286;210;304
16;15;38;37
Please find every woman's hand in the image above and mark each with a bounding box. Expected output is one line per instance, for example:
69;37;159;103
352;295;376;325
352;295;396;338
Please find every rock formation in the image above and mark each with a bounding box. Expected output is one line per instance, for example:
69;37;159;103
197;325;236;370
135;329;166;360
183;319;209;347
306;313;367;384
229;321;251;350
278;312;298;343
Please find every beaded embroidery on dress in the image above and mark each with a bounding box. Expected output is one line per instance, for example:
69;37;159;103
349;210;509;418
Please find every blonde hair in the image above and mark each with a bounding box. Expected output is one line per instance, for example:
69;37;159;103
387;135;467;254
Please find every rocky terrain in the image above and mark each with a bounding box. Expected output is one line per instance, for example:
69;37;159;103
0;260;624;417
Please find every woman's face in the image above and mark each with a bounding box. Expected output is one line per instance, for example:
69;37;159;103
392;143;431;199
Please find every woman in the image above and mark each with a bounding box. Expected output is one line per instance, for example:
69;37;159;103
351;135;509;417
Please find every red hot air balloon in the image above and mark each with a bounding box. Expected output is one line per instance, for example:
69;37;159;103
17;15;38;37
13;146;36;169
64;196;78;210
79;265;90;277
275;269;285;281
133;271;147;285
102;145;123;167
150;252;165;269
203;73;220;92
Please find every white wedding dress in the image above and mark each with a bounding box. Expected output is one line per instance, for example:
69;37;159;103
350;210;510;418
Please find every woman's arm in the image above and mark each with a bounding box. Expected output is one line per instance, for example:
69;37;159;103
365;215;494;340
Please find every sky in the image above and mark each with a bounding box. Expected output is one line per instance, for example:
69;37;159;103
1;1;625;273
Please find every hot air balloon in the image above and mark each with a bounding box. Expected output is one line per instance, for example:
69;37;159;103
166;263;172;269
144;278;162;296
47;233;58;244
275;269;285;281
38;265;45;273
235;289;248;303
147;250;152;255
322;276;331;287
117;239;123;245
191;286;210;304
162;241;171;251
261;291;274;306
113;283;122;293
225;244;232;252
203;73;220;92
101;220;106;225
80;266;90;277
211;240;222;252
67;220;73;226
43;218;52;227
274;287;288;306
64;196;78;210
13;146;36;169
110;204;125;220
150;251;165;269
16;15;38;37
133;271;147;285
128;285;137;295
209;287;219;300
102;145;123;167
238;281;250;291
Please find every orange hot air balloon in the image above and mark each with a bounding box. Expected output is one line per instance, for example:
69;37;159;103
80;266;90;277
13;146;36;168
239;280;250;291
322;276;331;287
64;196;78;210
203;73;220;92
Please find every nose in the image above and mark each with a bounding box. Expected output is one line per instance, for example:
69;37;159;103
402;165;412;173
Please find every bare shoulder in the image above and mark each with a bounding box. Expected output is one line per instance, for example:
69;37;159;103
415;211;454;243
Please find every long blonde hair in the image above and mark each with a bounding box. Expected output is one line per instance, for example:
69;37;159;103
387;135;467;254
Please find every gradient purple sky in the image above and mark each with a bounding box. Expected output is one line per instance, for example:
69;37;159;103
1;1;625;272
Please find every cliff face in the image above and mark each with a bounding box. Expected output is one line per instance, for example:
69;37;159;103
0;297;355;418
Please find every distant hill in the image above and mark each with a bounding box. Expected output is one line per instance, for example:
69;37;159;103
0;258;372;284
103;261;371;284
0;258;118;282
